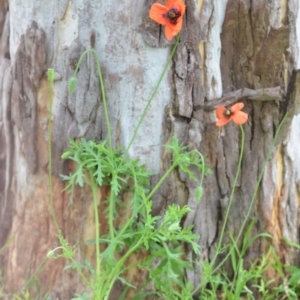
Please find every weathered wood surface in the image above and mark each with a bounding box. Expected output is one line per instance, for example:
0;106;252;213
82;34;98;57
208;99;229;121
1;0;300;298
183;0;300;289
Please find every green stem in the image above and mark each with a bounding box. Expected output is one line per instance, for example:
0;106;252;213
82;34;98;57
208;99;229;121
91;175;101;281
146;164;177;201
69;257;91;289
211;125;245;267
108;189;115;240
235;112;289;244
101;163;178;298
211;112;288;275
102;239;144;300
47;69;59;232
21;257;48;292
198;151;206;197
125;34;181;154
72;49;112;150
114;203;143;239
48;70;91;291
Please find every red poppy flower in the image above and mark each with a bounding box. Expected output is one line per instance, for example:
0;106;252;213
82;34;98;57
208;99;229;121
149;0;186;41
215;103;248;126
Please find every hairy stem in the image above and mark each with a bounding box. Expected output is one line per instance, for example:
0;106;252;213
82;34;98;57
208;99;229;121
108;189;115;240
48;69;92;293
102;239;144;300
146;164;176;201
211;125;245;267
91;175;101;282
125;34;181;154
72;49;112;150
47;69;59;232
235;112;289;243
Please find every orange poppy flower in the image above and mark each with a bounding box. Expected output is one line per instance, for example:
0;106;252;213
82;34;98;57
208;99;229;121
215;103;248;126
149;0;186;41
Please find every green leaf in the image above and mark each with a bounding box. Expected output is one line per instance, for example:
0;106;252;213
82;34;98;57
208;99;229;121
68;77;77;93
195;186;203;201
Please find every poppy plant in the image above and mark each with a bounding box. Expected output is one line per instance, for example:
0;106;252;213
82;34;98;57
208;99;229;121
215;103;248;126
149;0;186;41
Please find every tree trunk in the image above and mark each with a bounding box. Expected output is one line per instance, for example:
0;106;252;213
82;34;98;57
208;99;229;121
1;0;300;298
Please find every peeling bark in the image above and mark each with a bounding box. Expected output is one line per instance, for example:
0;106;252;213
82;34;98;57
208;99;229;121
1;0;300;298
11;21;46;174
184;0;300;291
0;3;12;247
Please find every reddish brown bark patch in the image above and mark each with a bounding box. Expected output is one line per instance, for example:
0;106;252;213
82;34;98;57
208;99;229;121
11;22;46;174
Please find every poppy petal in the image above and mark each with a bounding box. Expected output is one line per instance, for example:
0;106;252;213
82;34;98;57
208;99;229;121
165;0;178;9
169;17;183;33
177;0;186;14
232;111;248;125
216;106;226;119
165;24;177;40
149;4;168;25
230;102;244;113
216;117;231;127
166;0;186;12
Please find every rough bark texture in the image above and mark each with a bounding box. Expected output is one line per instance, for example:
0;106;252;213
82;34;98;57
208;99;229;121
1;0;300;298
183;0;300;290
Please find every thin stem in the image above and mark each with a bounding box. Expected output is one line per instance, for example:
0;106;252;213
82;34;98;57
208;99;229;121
146;164;176;201
48;70;91;291
47;69;59;232
125;34;181;154
108;189;115;240
211;125;245;267
69;256;92;289
211;112;288;276
114;203;143;239
235;112;289;244
21;257;48;292
102;239;144;300
91;175;101;280
72;49;112;150
198;151;206;198
101;163;178;297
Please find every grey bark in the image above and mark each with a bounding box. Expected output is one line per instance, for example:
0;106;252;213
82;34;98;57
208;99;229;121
1;0;300;298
